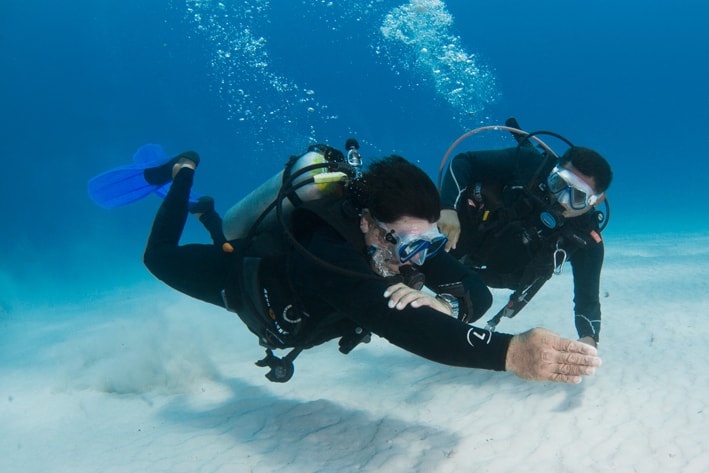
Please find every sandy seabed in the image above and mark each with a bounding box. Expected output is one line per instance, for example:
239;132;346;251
2;233;707;473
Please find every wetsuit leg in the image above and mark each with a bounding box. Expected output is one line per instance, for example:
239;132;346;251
199;209;228;248
143;168;231;307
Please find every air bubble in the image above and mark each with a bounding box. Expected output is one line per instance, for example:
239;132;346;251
378;0;498;124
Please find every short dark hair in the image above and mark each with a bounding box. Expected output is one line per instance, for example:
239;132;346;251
356;155;440;223
559;146;613;192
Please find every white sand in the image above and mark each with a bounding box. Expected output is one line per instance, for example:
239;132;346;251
2;233;708;473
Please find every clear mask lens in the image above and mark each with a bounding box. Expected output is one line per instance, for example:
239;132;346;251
547;166;601;211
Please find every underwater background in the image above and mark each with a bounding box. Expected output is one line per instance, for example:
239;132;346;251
2;0;708;306
3;3;709;472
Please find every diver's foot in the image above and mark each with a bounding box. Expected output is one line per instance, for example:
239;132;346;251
143;151;200;185
171;158;196;179
189;195;215;215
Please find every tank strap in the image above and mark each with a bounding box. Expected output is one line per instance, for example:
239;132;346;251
283;154;305;207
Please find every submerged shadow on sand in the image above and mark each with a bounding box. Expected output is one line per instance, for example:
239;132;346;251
348;344;590;409
159;376;460;471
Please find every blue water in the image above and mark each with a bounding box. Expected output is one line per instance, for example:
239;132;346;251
2;0;708;308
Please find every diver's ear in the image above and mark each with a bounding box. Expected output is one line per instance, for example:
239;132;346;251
360;208;372;234
594;193;607;207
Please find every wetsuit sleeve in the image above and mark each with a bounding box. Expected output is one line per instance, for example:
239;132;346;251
291;223;512;371
569;241;604;342
420;250;493;323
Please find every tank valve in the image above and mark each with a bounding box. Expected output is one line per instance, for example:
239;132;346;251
345;137;362;177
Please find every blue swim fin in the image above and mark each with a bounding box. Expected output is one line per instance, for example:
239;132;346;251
88;144;200;208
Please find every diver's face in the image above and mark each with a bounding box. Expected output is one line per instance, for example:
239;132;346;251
549;163;605;218
360;210;438;277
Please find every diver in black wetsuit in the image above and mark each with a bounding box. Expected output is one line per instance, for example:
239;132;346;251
439;143;613;347
142;150;600;383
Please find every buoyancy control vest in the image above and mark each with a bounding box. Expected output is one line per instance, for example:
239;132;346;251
439;119;609;331
220;145;371;382
455;146;604;291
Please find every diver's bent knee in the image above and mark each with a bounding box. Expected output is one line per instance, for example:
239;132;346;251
143;250;162;276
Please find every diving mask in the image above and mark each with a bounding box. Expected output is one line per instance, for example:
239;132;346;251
547;166;603;211
375;220;448;266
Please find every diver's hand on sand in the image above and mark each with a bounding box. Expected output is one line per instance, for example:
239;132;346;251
437;209;460;252
506;328;601;384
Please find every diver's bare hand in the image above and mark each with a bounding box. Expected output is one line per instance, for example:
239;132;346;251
437;209;460;251
505;328;602;384
384;283;451;315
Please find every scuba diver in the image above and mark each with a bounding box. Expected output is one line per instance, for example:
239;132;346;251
438;119;613;348
89;141;601;383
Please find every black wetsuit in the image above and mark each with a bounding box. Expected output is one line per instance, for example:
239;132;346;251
144;167;512;372
439;147;604;343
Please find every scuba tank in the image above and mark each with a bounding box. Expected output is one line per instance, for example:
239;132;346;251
222;145;353;241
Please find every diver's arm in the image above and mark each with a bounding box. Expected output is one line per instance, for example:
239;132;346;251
420;250;493;323
378;278;601;382
439;152;476;209
293;224;601;381
438;149;519;250
345;276;513;371
569;242;604;345
292;226;511;371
